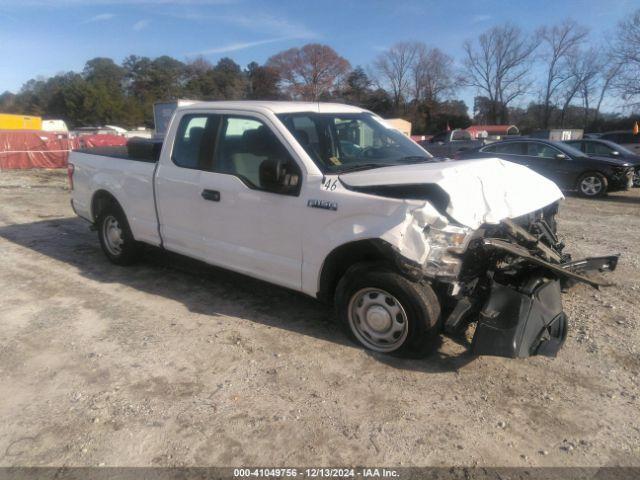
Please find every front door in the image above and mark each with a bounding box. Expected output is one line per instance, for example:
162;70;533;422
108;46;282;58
198;114;305;291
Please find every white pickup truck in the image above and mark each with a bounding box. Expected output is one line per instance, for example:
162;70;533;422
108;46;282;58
69;101;617;358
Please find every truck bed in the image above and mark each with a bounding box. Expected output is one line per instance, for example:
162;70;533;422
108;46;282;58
69;148;161;246
76;137;162;163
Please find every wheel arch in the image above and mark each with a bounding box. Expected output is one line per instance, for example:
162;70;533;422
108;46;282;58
316;238;424;304
91;189;125;223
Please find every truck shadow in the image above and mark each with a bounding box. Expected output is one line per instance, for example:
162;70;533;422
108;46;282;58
0;217;473;374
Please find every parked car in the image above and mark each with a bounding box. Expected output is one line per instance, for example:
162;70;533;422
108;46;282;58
456;138;635;197
419;129;483;157
69;101;616;359
599;131;640;154
564;138;640;187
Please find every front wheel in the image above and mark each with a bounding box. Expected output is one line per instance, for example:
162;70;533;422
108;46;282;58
335;262;441;357
577;172;608;198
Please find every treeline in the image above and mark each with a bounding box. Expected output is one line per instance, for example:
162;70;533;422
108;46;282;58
1;10;640;134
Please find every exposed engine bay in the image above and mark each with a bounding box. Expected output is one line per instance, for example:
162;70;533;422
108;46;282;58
440;204;618;358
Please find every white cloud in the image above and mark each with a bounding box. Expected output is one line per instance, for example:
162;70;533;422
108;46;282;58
81;13;115;24
133;18;149;30
471;14;492;23
190;37;293;56
170;12;316;40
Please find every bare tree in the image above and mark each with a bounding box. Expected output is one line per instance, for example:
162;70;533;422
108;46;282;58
537;20;589;128
411;46;458;103
558;48;601;127
462;24;538;124
613;9;640;107
266;44;351;101
372;42;420;110
593;60;623;123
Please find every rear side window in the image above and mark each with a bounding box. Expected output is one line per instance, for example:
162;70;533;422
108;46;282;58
565;141;584;152
482;142;525;154
172;114;220;170
451;130;471;141
584;142;613;155
526;142;560;158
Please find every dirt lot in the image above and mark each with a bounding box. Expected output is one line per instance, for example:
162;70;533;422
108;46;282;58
0;169;638;468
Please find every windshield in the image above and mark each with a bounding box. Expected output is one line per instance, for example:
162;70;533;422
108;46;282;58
277;112;432;173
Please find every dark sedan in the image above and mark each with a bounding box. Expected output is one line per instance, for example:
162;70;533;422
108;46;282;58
564;138;640;187
456;138;635;197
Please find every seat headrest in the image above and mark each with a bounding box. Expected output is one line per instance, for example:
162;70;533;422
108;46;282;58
189;127;205;144
242;126;277;156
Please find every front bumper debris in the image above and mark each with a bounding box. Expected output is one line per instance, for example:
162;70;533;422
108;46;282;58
443;210;618;358
472;276;567;358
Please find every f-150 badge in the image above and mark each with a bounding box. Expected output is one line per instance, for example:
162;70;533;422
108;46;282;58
307;199;338;211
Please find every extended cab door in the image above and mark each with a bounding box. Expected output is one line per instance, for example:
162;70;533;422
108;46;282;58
197;113;304;290
155;113;221;256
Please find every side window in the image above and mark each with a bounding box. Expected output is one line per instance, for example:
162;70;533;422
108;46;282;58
526;142;559;159
490;142;525;154
172;114;220;170
451;130;471;141
589;142;613;155
566;141;584;152
215;116;301;195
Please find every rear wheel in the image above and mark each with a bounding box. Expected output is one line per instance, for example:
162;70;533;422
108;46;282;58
97;205;140;265
577;172;607;197
335;262;441;357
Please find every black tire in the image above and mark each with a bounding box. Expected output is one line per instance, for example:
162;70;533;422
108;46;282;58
576;172;608;198
96;204;140;265
335;262;441;358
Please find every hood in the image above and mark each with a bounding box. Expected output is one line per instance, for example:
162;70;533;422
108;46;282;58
339;158;564;229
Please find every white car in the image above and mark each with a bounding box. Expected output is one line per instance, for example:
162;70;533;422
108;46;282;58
68;101;617;358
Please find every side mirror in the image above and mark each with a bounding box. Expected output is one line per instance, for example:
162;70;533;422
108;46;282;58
555;153;567;160
259;157;300;194
611;150;620;156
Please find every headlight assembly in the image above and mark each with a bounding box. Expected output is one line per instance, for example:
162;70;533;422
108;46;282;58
423;225;474;279
424;224;474;254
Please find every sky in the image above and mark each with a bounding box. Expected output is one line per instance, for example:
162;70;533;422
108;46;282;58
0;0;637;112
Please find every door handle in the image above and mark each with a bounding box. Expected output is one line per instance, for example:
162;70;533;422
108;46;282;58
201;189;220;202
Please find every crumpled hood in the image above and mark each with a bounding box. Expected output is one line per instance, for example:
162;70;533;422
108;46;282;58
339;158;564;229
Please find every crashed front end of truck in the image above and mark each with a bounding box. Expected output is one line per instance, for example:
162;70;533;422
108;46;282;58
340;158;618;359
417;203;618;358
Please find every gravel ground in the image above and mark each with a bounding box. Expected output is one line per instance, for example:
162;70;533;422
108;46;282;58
0;169;638;467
